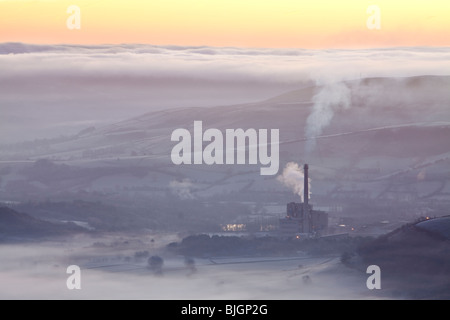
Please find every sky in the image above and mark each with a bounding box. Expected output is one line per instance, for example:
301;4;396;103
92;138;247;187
1;0;450;48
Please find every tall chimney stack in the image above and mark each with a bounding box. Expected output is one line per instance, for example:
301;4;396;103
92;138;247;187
304;164;309;206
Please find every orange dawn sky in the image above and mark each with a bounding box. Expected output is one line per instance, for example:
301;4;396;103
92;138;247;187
1;0;449;48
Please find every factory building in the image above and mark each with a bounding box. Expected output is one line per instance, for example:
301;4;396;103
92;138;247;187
279;164;329;236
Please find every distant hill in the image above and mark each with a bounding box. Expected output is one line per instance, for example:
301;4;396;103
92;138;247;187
349;216;450;299
0;206;84;241
3;75;450;164
0;75;449;208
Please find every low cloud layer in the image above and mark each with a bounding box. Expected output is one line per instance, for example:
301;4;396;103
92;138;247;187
1;43;450;144
2;43;450;82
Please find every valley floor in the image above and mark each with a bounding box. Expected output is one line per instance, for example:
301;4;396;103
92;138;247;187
0;234;383;300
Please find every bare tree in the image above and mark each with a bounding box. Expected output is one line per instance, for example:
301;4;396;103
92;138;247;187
184;257;197;276
148;255;164;276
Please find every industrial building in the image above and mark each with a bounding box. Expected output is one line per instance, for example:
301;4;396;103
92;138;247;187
279;164;328;236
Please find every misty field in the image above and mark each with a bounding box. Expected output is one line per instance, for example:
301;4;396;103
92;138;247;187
0;234;379;300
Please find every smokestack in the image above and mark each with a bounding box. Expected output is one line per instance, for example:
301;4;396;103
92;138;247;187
304;164;309;206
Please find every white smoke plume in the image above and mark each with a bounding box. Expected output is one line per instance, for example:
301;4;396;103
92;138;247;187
305;81;352;153
277;162;311;202
169;179;195;200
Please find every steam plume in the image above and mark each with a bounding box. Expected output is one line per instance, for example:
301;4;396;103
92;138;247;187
305;82;351;153
277;162;311;202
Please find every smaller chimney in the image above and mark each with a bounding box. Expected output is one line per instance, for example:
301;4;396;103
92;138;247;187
304;164;309;206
